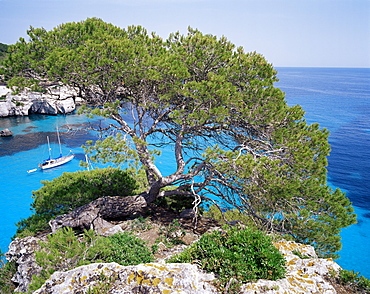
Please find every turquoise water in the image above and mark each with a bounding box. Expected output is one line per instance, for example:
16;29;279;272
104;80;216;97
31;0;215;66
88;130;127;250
277;67;370;278
0;114;101;252
0;67;369;278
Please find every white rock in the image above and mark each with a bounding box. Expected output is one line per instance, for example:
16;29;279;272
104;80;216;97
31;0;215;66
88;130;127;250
0;85;11;96
0;86;77;117
101;224;124;237
33;262;217;294
240;241;341;294
6;236;44;293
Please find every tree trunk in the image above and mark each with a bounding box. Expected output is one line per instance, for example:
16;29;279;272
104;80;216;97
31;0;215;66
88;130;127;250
49;195;147;235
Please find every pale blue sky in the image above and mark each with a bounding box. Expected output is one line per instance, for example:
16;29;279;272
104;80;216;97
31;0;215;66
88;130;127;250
1;0;369;67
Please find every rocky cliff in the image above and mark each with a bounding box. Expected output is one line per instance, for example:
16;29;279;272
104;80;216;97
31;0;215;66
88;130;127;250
0;85;78;117
7;234;343;293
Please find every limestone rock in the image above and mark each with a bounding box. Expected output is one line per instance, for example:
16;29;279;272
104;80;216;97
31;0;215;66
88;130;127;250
5;236;44;293
0;85;77;117
240;240;341;294
0;128;13;136
101;224;124;237
33;262;217;294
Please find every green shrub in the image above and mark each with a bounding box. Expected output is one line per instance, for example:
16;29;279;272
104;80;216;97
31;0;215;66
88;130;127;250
0;43;8;60
86;272;119;294
104;232;153;266
168;226;286;291
15;213;53;238
292;249;311;259
151;219;187;253
339;269;370;293
203;204;256;228
0;251;16;294
15;168;138;237
28;228;104;292
32;167;138;215
28;228;153;293
130;216;152;232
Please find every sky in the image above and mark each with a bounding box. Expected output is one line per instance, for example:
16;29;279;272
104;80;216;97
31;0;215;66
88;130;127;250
0;0;369;67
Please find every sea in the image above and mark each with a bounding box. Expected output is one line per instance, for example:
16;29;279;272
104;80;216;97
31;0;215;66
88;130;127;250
0;67;369;278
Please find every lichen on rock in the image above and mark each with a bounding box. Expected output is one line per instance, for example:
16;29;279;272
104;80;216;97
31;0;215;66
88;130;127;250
240;241;341;294
33;262;217;294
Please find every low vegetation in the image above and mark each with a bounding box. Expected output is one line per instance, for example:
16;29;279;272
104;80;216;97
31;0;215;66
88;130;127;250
168;226;286;292
15;168;138;238
28;227;153;293
0;169;370;294
338;269;370;293
0;253;16;294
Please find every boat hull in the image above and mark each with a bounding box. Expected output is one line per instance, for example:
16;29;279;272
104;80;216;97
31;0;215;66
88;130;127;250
38;154;74;170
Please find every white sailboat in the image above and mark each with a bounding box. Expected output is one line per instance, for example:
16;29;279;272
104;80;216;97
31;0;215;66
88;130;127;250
38;128;74;170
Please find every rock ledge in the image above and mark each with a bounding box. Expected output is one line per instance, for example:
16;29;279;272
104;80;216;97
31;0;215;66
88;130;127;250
0;85;77;117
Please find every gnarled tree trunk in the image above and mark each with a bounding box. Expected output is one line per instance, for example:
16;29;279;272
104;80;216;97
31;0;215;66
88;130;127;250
49;195;147;235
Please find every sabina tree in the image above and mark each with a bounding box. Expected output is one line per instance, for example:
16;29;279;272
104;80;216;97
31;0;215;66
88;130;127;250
0;18;356;257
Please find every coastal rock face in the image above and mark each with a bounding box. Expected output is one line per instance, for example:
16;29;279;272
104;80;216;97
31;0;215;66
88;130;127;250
33;262;217;294
241;241;341;294
0;85;77;117
5;236;44;293
6;225;342;293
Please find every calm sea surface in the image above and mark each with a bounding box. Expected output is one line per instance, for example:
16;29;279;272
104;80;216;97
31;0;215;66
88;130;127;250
0;67;369;278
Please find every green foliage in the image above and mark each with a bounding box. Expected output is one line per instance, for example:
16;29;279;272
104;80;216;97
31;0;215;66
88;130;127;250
168;226;286;291
32;167;138;214
104;232;153;266
203;204;257;228
0;43;8;61
154;193;195;213
158;219;186;246
28;228;153;293
1;18;357;258
339;269;370;293
0;262;16;294
82;135;150;193
15;168;138;237
292;250;311;259
15;213;52;238
130;216;152;232
86;272;119;294
29;228;102;292
0;250;16;294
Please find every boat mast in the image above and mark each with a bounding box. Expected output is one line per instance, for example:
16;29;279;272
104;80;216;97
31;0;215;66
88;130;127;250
47;136;51;160
56;127;62;157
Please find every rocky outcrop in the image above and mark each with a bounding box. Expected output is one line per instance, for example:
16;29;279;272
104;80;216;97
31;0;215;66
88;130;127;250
7;234;343;293
0;128;13;136
5;236;44;293
33;262;217;294
0;85;77;117
241;241;341;294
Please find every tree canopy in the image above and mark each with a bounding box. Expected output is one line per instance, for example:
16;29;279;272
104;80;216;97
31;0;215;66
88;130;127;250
0;43;8;60
1;18;356;257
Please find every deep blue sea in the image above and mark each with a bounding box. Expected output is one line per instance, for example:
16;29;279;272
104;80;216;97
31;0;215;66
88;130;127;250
0;67;369;278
